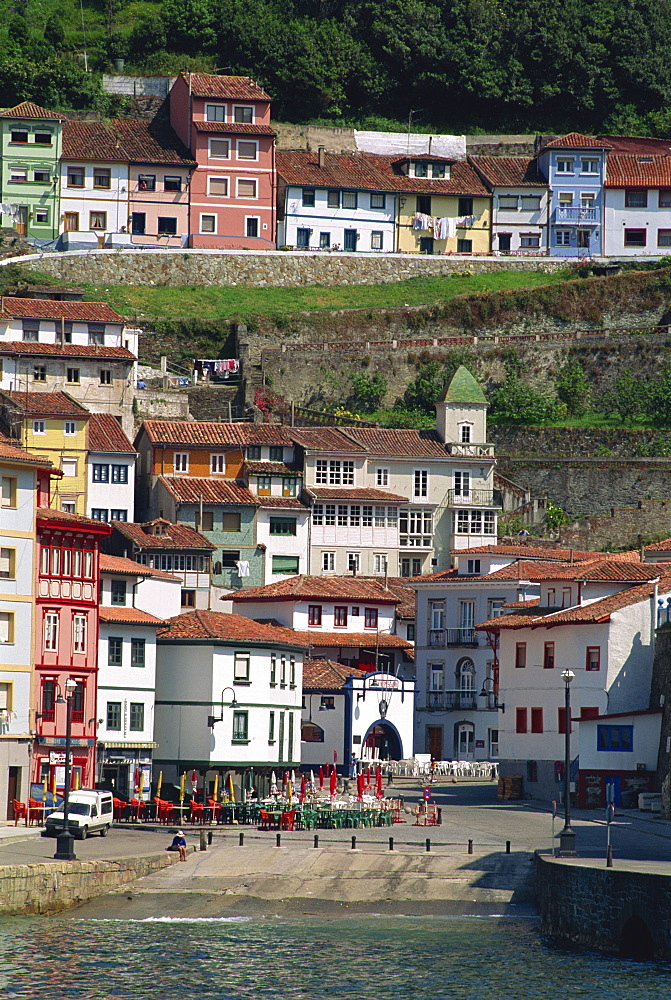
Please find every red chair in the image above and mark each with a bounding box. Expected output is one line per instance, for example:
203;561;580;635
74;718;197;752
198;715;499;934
28;798;44;826
280;809;296;831
12;799;27;826
113;797;127;821
208;799;224;823
259;808;278;831
130;797;147;821
189;800;204;824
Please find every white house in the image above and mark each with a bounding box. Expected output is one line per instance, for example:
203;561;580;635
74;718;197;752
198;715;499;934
86;413;136;524
154;610;307;791
60;121;130;245
97;554;182;798
276;148;397;252
476;559;671;801
291;366;499;580
577;708;662;809
302;659;415;768
603;153;671;257
0;439;50;817
230;575;411;673
469;155;549;254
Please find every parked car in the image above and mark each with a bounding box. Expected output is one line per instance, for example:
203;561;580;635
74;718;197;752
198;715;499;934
43;789;113;839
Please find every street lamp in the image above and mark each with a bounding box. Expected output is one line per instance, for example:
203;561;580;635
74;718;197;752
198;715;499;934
478;676;505;712
54;678;77;861
558;669;577;857
206;688;240;808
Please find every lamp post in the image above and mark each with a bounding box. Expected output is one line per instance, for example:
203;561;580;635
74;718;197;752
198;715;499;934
206;688;240;808
54;678;77;861
558;669;577;857
478;676;505;712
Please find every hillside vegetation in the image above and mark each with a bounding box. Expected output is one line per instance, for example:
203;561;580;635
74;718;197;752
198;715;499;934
3;0;671;135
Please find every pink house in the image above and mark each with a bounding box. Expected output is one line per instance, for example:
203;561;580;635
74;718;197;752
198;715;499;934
169;72;277;249
113;119;196;247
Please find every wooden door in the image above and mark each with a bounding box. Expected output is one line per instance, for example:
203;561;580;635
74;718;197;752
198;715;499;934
6;766;18;820
427;726;443;761
15;206;28;235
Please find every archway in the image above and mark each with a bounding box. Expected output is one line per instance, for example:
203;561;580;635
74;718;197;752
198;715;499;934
362;721;402;761
619;915;655;961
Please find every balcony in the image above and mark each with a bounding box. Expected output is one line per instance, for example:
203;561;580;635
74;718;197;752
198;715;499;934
429;628;479;647
446;442;495;458
447;489;495;507
426;690;477;710
554;207;598;224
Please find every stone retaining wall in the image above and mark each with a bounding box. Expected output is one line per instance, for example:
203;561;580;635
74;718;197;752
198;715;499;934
0;850;180;916
535;852;671;959
9;250;565;288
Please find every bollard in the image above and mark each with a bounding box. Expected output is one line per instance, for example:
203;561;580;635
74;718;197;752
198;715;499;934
468;839;473;855
276;832;281;848
313;834;319;849
207;831;213;845
389;836;394;851
506;840;511;854
607;844;613;868
351;836;357;850
239;832;244;847
199;830;207;852
425;838;431;853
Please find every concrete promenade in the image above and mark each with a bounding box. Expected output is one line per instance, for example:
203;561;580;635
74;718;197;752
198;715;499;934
2;778;670;918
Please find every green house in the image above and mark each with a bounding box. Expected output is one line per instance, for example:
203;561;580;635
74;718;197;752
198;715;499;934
0;102;64;243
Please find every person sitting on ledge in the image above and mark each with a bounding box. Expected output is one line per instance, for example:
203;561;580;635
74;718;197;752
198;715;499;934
167;830;187;862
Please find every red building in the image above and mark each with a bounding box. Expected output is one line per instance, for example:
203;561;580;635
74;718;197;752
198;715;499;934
169;72;277;248
33;508;110;790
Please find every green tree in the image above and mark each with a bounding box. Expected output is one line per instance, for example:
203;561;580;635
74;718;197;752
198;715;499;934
596;368;649;424
488;377;560;424
348;371;387;411
555;358;590;416
403;361;445;413
649;359;671;427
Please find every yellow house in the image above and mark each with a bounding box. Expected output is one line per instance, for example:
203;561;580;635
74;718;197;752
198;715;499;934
369;154;492;254
0;391;90;515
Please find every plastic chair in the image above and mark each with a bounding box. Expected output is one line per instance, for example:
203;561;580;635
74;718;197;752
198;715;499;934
28;798;43;826
280;809;296;831
189;800;204;824
12;799;27;826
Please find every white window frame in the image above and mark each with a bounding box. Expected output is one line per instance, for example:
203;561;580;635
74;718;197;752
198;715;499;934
413;469;428;499
347;552;360;574
322;551;335;572
555;229;571;246
581;158;599;174
174;452;189;473
233;104;254;123
73;614;87;654
555;157;574;174
205;103;227;122
208;137;230;158
200;214;217;235
33;420;45;435
373;553;388;574
376;467;389;487
208;176;229;197
211;454;226;473
236;139;259;161
245;216;260;238
44;612;58;651
64;420;77;436
237;178;258;199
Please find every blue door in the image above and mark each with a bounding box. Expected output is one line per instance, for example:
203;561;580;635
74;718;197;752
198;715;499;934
344;229;357;251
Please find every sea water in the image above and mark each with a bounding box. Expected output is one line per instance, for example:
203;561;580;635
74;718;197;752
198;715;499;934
2;914;670;999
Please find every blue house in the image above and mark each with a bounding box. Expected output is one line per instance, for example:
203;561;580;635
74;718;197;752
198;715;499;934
537;133;612;257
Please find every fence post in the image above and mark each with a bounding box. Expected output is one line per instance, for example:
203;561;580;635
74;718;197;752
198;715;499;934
199;830;207;852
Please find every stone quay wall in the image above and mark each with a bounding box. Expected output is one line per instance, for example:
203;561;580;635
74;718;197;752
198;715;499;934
0;850;180;916
535;853;671;959
11;250;566;288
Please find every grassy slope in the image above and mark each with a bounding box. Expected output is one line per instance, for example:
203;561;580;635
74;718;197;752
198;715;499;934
82;269;572;320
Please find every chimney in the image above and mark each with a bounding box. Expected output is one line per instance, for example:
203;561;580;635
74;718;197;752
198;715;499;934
318;145;325;169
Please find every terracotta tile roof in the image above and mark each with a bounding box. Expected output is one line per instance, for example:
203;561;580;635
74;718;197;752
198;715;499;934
306;487;408;502
363;153;490;197
0;298;124;323
4;390;89;417
477;577;671;631
88;413;135;454
598;134;671;155
543;132;612;150
62;120;128;162
604;154;671;188
99;606;165;625
502;598;541;609
277;150;398;192
468;155;546;188
138;420;291;450
645;538;671;551
289;427;367;453
0;342;135;361
0;102;65;120
288;629;411;649
256;496;309;509
0;438;50;465
230;575;400;603
37;506;111;530
408;568;460;583
344;427;453;459
158;476;259;505
482;559;590;581
158;610;306;648
574;561;671;582
111;118;197;166
100;553;179;580
194;121;276;136
184;72;272;101
303;658;366;691
359;576;416;619
111;518;215;551
246;461;299;475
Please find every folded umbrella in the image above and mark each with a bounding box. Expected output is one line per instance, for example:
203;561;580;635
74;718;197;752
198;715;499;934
330;767;337;797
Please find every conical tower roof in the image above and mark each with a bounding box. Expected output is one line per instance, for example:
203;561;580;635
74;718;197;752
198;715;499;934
441;365;487;404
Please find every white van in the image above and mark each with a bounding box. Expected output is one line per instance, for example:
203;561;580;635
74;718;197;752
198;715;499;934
44;789;114;839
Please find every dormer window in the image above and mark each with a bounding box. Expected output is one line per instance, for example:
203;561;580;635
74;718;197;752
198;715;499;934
411;160;449;179
414;162;428;178
459;423;472;443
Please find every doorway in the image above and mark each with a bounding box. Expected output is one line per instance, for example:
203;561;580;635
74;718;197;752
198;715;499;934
577;229;590;249
102;763;129;798
363;722;401;761
419;236;434;254
498;233;511;252
344;229;357;251
427;726;443;760
7;766;19;819
15;206;28;235
456;722;475;759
